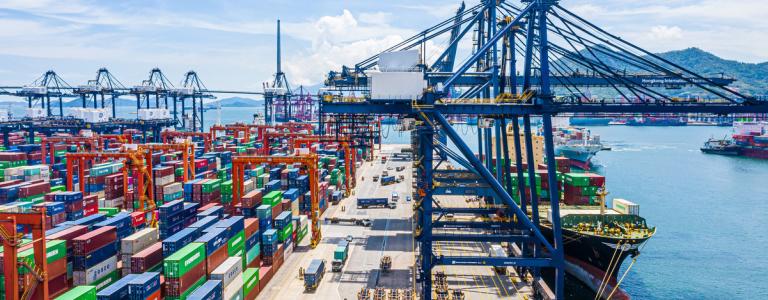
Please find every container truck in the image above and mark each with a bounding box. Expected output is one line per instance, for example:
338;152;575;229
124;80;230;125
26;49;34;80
332;241;350;272
304;259;326;291
357;197;396;209
380;176;396;186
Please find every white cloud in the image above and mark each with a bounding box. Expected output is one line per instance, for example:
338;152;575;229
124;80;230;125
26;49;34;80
648;25;683;40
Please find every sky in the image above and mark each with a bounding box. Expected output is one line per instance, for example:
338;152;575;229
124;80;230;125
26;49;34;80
0;0;765;93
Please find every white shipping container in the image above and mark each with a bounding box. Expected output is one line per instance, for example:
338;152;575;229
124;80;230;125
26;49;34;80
612;198;640;216
211;256;243;289
26;108;46;119
73;256;117;285
121;228;159;255
223;273;244;300
378;50;420;72
369;71;426;100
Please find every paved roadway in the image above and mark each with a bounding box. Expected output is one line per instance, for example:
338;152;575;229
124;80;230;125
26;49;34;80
258;144;415;300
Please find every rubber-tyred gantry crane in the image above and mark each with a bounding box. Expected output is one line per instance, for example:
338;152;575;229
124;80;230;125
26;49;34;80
132;142;195;182
231;154;321;248
259;131;311;155
290;135;357;194
40;136;99;164
65;150;155;213
210;124;251;145
0;209;49;300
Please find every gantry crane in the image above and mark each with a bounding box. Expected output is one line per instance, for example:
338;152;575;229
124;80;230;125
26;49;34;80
65;150;155;213
291;136;357;194
161;130;213;152
0;209;49;300
210;124;251;145
131;142;195;181
259;131;311;155
231;154;321;248
39;136;100;164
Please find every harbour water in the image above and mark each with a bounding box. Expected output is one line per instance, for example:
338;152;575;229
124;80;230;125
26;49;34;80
384;124;768;299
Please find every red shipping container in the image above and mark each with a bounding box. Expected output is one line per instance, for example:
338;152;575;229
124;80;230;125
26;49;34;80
197;203;218;213
165;259;205;296
206;245;229;276
131;212;147;228
281;199;290;212
47;225;88;252
244;218;259;238
83;204;98;217
244;283;260;300
585;173;606;187
247;256;261;269
258;265;273;291
271;205;282;221
31;273;68;299
131;243;163;273
242;190;262;208
72;226;116;255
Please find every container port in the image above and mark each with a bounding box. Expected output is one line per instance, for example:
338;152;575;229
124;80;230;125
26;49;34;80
0;0;767;300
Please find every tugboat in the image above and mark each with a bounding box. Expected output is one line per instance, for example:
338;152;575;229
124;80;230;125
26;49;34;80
700;138;741;156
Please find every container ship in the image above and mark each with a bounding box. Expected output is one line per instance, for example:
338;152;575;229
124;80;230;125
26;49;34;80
0;121;358;300
626;116;687;126
569;117;612;126
553;127;604;170
701;121;768;159
511;159;655;299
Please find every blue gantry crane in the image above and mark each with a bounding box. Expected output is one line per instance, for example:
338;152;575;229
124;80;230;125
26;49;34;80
170;71;216;132
321;1;768;299
73;68;128;118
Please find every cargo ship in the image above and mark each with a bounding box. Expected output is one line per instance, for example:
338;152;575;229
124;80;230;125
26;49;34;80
553;127;603;170
626;116;687;126
701;122;768;159
518;162;655;299
569;117;612;126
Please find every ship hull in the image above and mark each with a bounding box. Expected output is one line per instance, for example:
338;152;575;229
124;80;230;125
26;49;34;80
741;147;768;159
700;148;741;156
569;117;612;126
539;223;650;297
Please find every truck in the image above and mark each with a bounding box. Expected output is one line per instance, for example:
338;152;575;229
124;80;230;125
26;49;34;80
304;259;326;291
381;156;387;164
357;198;396;209
380;176;396;186
331;191;343;205
396;166;405;172
328;217;371;227
332;240;350;272
391;192;399;202
373;175;379;182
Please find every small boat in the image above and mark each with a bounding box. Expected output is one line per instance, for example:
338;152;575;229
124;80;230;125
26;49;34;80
700;138;741;156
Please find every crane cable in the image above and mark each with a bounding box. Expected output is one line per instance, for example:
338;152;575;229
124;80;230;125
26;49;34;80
605;237;652;299
594;239;624;300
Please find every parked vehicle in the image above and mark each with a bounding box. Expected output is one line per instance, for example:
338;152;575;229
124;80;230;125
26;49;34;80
380;176;396;186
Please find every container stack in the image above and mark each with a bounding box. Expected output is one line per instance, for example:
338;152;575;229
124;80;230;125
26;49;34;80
4;165;50;183
186;280;223;300
163;242;207;299
211;257;244;300
244;218;261;268
72;226;119;289
261;229;279;265
120;228;159;276
241;189;262;218
158;200;199;239
196;226;228;276
55;191;85;221
87;162;122;195
102;173;125;209
127;272;161;300
563;173;606;205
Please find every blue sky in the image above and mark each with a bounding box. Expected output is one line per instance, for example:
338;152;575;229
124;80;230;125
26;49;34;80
0;0;765;93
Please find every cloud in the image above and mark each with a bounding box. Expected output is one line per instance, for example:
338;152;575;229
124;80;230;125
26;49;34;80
648;25;683;40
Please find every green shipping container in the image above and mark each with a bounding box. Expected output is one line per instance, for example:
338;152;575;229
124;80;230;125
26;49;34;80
92;270;120;291
164;242;206;278
51;185;66;192
227;231;245;256
201;179;222;193
246;243;260;265
564;173;591;187
278;223;293;242
99;207;120;216
54;285;96;300
242;268;260;296
18;240;67;274
221;180;233;193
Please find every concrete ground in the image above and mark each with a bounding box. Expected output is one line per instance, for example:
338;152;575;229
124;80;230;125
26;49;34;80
258;144;535;299
258;144;416;300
